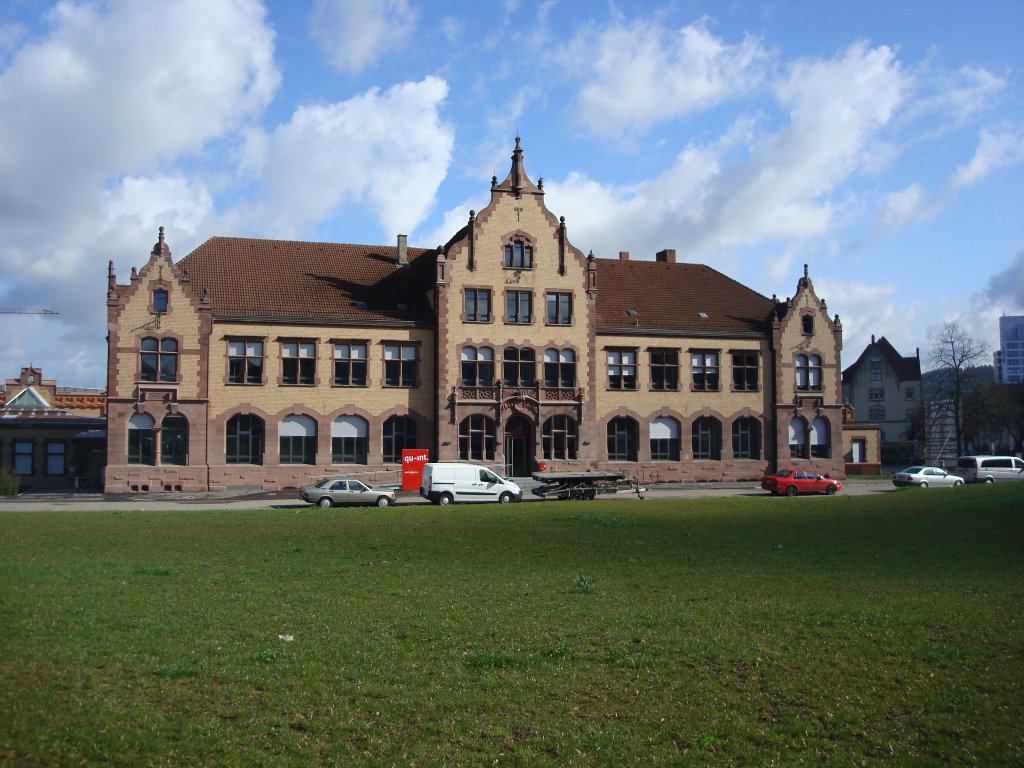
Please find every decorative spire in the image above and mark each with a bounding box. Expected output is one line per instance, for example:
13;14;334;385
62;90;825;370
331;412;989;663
494;137;540;198
151;226;171;259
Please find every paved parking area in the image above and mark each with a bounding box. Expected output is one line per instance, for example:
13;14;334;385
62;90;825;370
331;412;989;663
0;478;897;512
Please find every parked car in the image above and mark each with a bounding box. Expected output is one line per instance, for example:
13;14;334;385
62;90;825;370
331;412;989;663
893;466;964;488
761;469;841;496
955;455;1024;483
299;477;396;508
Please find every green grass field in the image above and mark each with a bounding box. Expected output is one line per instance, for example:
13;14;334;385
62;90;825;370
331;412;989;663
2;485;1023;766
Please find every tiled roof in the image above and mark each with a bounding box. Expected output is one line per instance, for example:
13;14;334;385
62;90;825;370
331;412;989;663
595;259;775;335
177;238;436;324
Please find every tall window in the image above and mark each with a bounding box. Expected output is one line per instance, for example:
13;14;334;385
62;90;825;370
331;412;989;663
870;367;882;381
128;414;155;465
226;414;264;465
506;291;532;324
543;415;578;460
607;349;637;390
607;417;638;461
384;344;417;387
140;337;178;382
546;293;572;325
691;351;719;391
810;417;830;458
45;441;66;476
13;440;34;475
161;415;188;466
788;418;808;459
544;348;576;388
796;355;823;391
802;315;814;335
280;415;316;464
732;352;759;391
650;350;679;391
333;343;367;386
503;347;535;387
332;416;368;464
383;415;416;463
461;347;495;386
152;289;168;313
465;289;491;322
228;340;264;384
459;415;496;461
504;240;533;269
732;417;761;460
282;342;316;385
692;417;722;460
650;417;680;461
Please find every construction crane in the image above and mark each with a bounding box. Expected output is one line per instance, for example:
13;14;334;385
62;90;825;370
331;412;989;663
0;309;59;314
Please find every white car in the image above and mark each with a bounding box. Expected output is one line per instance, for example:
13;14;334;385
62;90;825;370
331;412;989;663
893;466;964;488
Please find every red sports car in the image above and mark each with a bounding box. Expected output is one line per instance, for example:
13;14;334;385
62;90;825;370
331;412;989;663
761;469;841;496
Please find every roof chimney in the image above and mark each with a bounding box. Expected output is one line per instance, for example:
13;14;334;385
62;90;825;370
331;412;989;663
619;251;629;260
655;248;676;263
397;234;408;266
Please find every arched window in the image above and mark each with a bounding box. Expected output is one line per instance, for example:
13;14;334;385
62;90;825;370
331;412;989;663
280;415;316;465
607;417;638;462
868;405;885;422
382;415;417;463
504;239;533;269
128;413;155;465
332;416;368;464
459;415;496;461
226;414;264;465
692;417;722;460
542;415;578;460
140;337;178;382
161;414;188;465
461;347;494;386
788;418;808;459
543;349;576;388
795;354;823;391
650;417;680;461
503;347;535;387
810;417;831;458
731;417;761;460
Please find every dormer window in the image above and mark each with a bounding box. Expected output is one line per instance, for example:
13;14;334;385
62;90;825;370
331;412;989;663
153;289;168;314
802;315;814;335
504;239;533;269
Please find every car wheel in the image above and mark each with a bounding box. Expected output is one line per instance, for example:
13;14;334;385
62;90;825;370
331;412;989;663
919;481;928;488
318;497;333;509
439;492;454;506
498;492;513;504
376;496;391;507
954;479;964;486
825;484;837;495
785;485;797;497
984;477;994;484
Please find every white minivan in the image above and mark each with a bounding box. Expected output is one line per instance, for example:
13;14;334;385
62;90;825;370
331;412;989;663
955;455;1024;483
419;463;522;505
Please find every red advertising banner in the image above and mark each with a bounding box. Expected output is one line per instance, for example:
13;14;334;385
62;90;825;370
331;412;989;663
401;449;430;491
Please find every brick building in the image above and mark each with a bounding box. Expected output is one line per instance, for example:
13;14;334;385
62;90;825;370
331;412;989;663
105;139;846;493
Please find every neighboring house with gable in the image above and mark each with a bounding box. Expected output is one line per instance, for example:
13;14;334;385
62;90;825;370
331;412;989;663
0;367;107;489
104;139;847;493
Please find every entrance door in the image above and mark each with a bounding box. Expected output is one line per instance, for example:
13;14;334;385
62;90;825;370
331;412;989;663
504;415;533;477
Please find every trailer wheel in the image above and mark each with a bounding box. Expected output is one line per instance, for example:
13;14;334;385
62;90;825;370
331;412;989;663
569;489;583;500
583;488;596;500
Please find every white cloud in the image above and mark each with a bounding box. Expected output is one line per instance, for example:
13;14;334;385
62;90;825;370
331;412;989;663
250;76;453;238
878;184;925;230
310;0;416;75
951;128;1024;188
563;17;770;138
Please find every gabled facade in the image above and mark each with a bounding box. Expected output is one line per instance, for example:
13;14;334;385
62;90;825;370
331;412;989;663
104;140;845;493
842;335;922;447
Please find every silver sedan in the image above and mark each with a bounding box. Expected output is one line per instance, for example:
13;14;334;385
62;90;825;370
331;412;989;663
299;477;396;508
893;466;964;488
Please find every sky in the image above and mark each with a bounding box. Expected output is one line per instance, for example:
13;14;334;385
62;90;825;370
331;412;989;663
0;0;1022;391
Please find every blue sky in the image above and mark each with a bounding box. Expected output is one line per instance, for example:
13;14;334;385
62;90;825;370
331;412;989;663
0;0;1021;390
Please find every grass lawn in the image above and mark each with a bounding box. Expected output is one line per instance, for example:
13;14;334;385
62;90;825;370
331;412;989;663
1;485;1022;766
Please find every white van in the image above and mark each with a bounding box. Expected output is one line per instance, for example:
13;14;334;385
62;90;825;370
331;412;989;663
955;455;1024;483
419;463;522;505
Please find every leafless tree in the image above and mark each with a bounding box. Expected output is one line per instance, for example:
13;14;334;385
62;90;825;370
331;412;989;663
928;322;990;457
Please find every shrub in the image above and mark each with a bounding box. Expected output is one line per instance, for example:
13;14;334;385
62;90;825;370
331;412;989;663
0;466;20;496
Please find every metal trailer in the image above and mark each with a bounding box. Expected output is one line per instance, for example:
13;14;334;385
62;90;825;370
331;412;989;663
530;470;646;500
